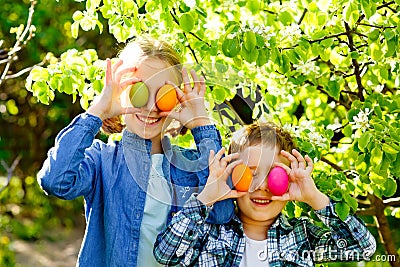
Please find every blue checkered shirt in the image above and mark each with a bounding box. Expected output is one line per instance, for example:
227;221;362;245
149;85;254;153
154;194;376;267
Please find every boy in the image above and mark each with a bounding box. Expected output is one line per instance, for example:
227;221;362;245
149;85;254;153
153;122;376;266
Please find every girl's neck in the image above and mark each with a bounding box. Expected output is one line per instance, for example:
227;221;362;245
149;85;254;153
151;136;163;154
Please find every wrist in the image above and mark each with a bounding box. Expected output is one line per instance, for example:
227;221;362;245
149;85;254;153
87;106;106;121
197;189;216;207
187;118;212;129
307;191;330;210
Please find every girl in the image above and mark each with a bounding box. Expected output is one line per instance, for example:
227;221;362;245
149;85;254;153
37;38;234;266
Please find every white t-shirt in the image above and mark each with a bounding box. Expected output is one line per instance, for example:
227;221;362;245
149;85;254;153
239;235;270;267
137;154;172;267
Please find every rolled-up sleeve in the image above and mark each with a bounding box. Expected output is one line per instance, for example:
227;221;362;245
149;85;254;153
37;113;103;201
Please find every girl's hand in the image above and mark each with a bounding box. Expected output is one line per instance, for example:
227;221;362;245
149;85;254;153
197;148;247;206
160;68;211;129
271;149;329;210
87;58;141;120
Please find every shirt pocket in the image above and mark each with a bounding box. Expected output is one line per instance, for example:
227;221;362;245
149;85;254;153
198;237;229;266
172;173;200;206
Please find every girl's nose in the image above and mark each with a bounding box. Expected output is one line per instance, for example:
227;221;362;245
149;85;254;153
145;92;159;112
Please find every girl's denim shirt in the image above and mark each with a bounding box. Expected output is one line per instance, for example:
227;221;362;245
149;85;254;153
38;113;235;267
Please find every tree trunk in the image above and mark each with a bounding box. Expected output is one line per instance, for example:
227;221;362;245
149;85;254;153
370;195;400;267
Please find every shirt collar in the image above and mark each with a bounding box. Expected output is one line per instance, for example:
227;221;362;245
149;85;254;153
122;129;172;156
271;213;292;231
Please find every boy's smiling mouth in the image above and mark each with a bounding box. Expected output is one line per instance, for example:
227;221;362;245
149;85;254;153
251;198;272;206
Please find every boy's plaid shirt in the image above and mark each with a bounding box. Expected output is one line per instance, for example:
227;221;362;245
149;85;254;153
154;194;376;267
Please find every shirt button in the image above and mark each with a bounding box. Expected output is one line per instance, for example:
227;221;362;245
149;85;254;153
136;213;140;219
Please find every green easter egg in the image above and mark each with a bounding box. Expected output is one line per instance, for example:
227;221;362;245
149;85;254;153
129;82;149;108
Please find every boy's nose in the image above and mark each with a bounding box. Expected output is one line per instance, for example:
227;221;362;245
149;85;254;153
250;176;270;192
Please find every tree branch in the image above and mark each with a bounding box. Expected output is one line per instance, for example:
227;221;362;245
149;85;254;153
308;32;347;44
320;156;343;172
297;8;307;25
5;59;46;80
356;22;396;30
384;197;400;207
344;22;364;101
0;155;22;193
0;0;37;86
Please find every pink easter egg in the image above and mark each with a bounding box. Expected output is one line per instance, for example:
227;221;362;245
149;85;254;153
267;166;289;196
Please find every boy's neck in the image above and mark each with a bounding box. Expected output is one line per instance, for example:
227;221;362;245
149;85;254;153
242;220;274;241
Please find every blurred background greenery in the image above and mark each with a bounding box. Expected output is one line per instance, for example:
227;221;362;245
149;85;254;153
1;0;399;266
0;0;114;265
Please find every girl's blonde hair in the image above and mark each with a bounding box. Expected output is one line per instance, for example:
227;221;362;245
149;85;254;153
101;37;183;134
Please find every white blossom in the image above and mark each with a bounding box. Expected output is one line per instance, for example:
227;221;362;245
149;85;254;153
280;23;302;40
308;132;328;148
350;108;372;132
184;0;196;8
293;60;320;75
299;120;316;133
283;123;301;138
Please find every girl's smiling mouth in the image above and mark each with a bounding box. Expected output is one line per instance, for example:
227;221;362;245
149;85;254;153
136;114;162;125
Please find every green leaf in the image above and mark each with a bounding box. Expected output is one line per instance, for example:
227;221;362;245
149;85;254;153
386;39;397;57
370;42;383;61
361;0;376;19
221;37;240;57
71;21;80;39
326;80;340;100
212;86;226;104
72;10;84;21
241;47;259;63
320;38;334;48
343;194;358;212
343;124;353;137
29;67;50;81
343;1;359;28
256;48;269;66
368;29;380;41
371;146;383;165
61;76;74;94
247;0;260;14
383;177;397;197
244;31;257;52
279;11;293;25
49;76;62;91
335;202;350;221
382;143;399;154
358;132;372;151
331;188;343;201
179;13;195;32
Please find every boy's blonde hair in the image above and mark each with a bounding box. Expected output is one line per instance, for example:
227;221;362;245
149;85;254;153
228;122;297;154
102;37;183;134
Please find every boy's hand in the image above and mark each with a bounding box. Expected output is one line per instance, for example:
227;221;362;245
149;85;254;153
87;58;141;120
197;148;247;206
159;68;211;129
272;149;329;210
